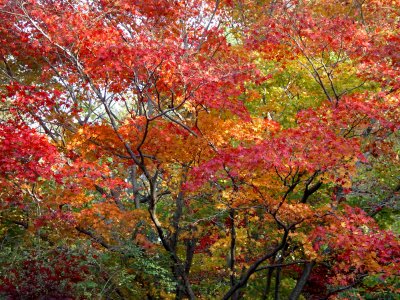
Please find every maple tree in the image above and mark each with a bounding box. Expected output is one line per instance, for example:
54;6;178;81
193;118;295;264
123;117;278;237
0;0;399;299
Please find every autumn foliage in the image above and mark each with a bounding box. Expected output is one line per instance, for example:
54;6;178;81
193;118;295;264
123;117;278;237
0;0;399;299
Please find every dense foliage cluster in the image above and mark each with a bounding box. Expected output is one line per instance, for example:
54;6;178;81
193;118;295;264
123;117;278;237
0;0;399;299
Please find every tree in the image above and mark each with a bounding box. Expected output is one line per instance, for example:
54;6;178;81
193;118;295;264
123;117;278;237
0;0;399;299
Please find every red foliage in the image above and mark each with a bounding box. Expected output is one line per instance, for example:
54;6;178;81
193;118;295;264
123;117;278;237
0;122;58;182
0;250;90;299
311;206;400;286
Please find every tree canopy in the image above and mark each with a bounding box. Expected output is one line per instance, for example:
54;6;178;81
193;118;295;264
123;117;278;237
0;0;399;299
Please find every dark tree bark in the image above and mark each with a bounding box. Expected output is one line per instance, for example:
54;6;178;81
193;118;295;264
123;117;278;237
289;261;315;300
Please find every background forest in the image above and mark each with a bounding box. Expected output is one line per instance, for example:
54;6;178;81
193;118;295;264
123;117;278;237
0;0;399;299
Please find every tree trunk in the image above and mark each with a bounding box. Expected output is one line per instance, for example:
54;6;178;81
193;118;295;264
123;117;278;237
289;261;315;300
262;262;275;300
